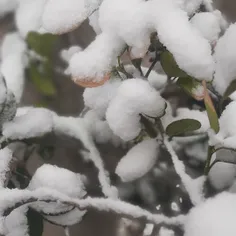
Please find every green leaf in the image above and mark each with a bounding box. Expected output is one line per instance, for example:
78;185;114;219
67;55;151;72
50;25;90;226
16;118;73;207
203;81;219;133
160;51;188;78
29;62;57;96
27;208;44;236
166;119;201;137
223;79;236;100
27;31;58;58
177;77;204;101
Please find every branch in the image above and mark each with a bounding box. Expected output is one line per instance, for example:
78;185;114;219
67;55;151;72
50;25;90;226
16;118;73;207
163;136;205;205
2;188;185;227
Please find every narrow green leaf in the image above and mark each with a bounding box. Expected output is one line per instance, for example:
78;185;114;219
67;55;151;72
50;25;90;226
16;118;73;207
223;79;236;100
166;119;201;137
160;51;188;78
203;81;219;133
27;31;58;58
177;77;204;101
27;208;44;236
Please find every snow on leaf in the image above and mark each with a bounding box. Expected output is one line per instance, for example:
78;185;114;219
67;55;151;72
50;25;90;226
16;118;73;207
184;192;236;236
28;164;86;215
42;0;102;34
69;33;124;84
115;139;159;182
106;79;166;141
214;23;236;96
2;108;54;140
83;79;121;118
15;0;47;38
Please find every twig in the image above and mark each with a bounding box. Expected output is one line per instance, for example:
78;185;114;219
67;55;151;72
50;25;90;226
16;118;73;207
3;189;185;226
163;136;205;205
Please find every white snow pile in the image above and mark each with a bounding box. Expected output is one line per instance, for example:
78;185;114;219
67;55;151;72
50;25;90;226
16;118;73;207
2;107;54;140
184;192;236;236
69;33;124;83
115;139;159;182
60;0;215;83
0;0;18;17
214;23;236;96
106;79;166;141
28;164;86;214
42;0;102;34
0;147;13;187
0;32;27;102
83;110;123;147
83;79;121;118
15;0;47;38
124;65;168;91
190;11;222;44
60;45;82;63
209;101;236;149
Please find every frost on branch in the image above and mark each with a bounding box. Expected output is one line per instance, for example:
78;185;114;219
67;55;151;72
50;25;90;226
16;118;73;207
106;79;166;141
116;139;159;182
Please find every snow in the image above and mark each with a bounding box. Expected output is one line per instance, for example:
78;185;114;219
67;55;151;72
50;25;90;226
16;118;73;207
3;108;54;140
83;110;123;146
42;0;102;34
4;206;28;236
124;65;168;90
106;79;166;141
190;11;222;43
214;23;236;96
0;32;27;103
0;148;13;188
60;46;82;63
99;0;151;53
83;79;121;118
0;55;25;103
0;33;26;60
53;115;118;198
159;227;174;236
0;0;18;17
184;192;236;236
15;0;47;37
28;164;86;214
149;0;214;81
116;139;159;182
89;10;101;34
208;149;236;190
69;33;124;83
210;101;236;148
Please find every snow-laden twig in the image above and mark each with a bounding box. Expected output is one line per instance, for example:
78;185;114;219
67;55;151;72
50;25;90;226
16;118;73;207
164;136;205;205
53;115;118;199
2;188;185;227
